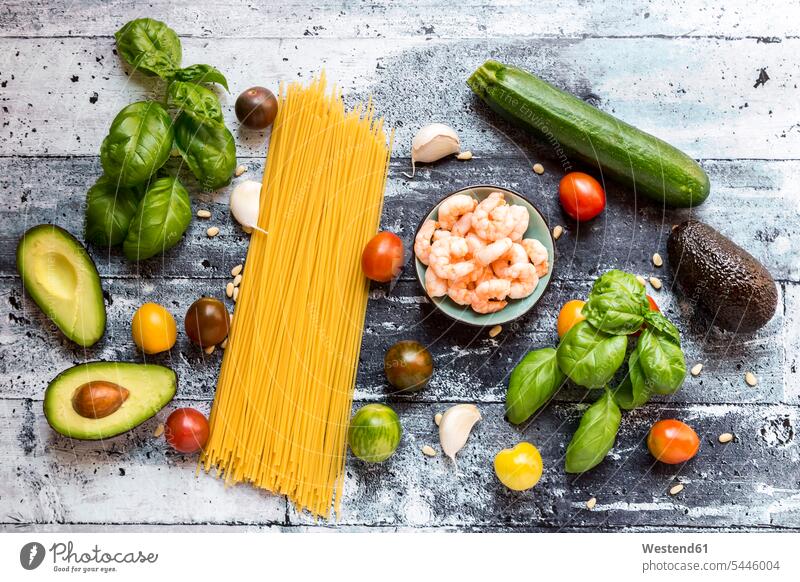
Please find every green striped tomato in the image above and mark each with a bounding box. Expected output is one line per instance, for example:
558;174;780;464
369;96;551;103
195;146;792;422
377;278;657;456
348;404;402;463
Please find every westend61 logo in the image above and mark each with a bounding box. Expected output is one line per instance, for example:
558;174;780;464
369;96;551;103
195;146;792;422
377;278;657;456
20;540;158;573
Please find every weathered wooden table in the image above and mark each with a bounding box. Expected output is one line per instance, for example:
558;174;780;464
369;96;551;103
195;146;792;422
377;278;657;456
2;1;799;532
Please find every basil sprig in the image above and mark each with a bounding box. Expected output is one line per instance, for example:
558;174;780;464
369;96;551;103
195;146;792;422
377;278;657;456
505;268;689;473
85;18;236;260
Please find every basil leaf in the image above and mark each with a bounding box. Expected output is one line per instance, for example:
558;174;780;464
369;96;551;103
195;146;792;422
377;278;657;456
174;113;236;191
556;320;628;389
115;18;182;78
100;101;174;187
123;176;191;261
583;269;649;335
643;310;681;344
612;351;651;410
505;348;566;424
637;328;686;394
170;64;229;91
565;389;621;473
84;175;140;247
168;81;224;124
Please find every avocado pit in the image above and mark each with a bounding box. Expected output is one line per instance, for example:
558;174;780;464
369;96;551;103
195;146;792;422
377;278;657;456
72;380;130;419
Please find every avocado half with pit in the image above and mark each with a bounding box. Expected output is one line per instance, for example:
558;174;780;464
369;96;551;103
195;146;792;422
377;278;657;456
668;220;778;333
44;361;177;440
16;224;106;346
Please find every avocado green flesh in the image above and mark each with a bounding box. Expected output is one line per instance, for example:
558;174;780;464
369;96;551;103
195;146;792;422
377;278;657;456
44;362;176;440
467;60;710;208
17;225;106;347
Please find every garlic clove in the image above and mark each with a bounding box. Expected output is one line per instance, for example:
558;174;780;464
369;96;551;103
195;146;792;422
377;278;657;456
406;123;461;178
438;403;481;464
230;180;262;233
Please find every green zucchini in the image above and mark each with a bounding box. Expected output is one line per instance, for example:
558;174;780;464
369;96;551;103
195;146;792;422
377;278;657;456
467;60;710;208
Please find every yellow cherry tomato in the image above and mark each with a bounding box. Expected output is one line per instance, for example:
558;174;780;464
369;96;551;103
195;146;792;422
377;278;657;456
494;442;543;491
132;302;177;354
557;299;586;338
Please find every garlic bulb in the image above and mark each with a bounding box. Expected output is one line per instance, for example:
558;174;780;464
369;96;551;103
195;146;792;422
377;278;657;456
407;123;461;177
438;403;481;464
229;180;261;233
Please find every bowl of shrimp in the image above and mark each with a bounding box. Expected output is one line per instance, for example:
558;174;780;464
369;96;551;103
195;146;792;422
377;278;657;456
413;185;555;326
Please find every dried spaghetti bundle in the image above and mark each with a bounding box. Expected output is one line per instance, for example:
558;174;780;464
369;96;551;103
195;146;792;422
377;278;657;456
202;74;392;518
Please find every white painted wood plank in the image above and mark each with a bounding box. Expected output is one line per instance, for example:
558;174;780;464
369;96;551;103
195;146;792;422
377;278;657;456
0;399;287;526
2;398;796;528
0;37;797;159
0;0;796;40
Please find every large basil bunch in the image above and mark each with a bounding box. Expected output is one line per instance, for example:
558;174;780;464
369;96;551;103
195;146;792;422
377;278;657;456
505;269;688;473
85;18;236;261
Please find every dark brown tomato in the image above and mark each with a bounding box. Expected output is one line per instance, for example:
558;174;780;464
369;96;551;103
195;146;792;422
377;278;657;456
235;86;278;129
384;340;433;393
185;297;229;347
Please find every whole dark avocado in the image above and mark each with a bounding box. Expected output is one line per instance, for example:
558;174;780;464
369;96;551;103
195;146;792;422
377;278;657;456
667;220;777;333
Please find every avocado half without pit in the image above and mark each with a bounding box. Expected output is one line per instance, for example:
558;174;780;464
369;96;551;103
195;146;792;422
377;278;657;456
667;220;778;333
16;224;106;347
45;362;177;440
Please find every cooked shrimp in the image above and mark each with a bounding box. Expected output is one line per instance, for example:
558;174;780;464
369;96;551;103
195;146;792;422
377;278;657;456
429;236;474;280
491;242;528;279
465;232;487;256
475;237;513;266
447;277;476;306
425;266;448;298
508;263;540;299
522;238;549;277
475;278;511;301
522;238;548;265
437;194;477;230
451;212;473;237
473;192;515;241
433;229;451;241
472;298;508;314
508;205;530;241
414;219;437;266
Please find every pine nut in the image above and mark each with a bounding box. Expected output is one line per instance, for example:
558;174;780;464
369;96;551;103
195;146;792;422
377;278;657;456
233;274;243;287
207;226;220;237
153;423;164;438
691;363;703;377
745;372;758;387
196;209;212;219
233;287;240;302
586;497;597;510
226;282;234;298
718;432;734;444
421;445;436;457
231;264;243;277
669;483;684;496
456;150;473;160
220;338;228;350
489;325;502;338
434;413;442;426
234;164;247;177
649;276;662;290
552;225;563;240
533;163;545;175
636;275;647;287
652;253;663;267
204;345;215;355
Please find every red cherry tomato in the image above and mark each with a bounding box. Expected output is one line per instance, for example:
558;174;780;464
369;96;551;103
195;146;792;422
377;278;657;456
647;295;660;312
164;408;209;454
362;232;404;282
558;172;606;221
647;419;700;464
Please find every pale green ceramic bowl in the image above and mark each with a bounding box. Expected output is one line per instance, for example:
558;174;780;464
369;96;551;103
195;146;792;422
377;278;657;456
414;185;555;327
